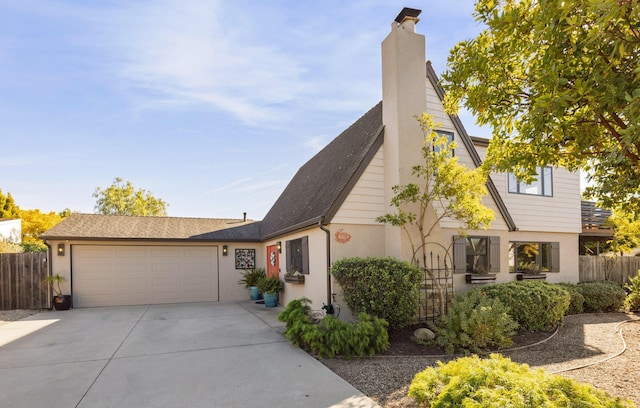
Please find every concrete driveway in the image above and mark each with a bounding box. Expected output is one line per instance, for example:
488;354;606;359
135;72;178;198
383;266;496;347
0;301;379;408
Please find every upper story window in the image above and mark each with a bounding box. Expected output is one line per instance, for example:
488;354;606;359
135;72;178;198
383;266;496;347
508;166;553;196
433;130;454;157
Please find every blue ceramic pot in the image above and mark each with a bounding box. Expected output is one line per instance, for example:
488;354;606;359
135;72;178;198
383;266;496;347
263;292;278;307
248;286;261;300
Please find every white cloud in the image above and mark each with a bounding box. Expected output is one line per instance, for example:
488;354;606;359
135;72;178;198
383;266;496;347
101;0;307;124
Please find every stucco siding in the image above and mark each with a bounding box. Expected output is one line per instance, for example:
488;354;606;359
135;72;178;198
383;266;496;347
332;148;385;225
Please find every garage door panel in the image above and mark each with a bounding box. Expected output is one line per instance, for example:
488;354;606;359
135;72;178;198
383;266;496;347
115;248;149;258
72;245;219;307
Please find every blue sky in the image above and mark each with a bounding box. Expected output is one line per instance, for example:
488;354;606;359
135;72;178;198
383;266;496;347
1;1;489;219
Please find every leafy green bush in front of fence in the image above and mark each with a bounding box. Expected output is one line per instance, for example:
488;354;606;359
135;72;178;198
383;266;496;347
577;281;626;313
408;354;633;407
330;257;423;330
277;297;389;358
481;280;570;331
625;270;640;312
555;283;585;315
430;289;519;354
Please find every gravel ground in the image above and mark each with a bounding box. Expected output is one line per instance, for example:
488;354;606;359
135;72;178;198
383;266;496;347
321;313;640;407
0;309;42;326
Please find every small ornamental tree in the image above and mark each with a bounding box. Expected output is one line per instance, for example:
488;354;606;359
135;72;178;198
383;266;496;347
377;113;494;316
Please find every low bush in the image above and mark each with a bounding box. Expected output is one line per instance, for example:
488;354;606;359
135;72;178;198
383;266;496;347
555;283;585;315
430;289;519;354
331;257;423;330
481;280;570;331
577;281;626;313
408;354;633;407
277;297;389;358
625;271;640;312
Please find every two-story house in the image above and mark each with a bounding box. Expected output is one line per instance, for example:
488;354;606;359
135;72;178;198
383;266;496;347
41;8;581;312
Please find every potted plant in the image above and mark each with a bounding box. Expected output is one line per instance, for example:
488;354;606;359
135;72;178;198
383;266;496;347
43;273;71;311
238;268;265;300
257;276;284;308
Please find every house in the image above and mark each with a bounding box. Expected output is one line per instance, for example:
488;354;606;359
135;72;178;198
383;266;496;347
41;8;581;311
0;218;21;244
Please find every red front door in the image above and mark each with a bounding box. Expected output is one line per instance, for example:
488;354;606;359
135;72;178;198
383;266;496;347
267;245;279;278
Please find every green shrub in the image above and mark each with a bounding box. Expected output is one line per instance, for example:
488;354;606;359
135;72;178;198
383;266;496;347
277;297;389;358
408;354;633;407
331;257;423;330
481;280;570;331
431;289;519;354
577;281;626;313
625;271;640;311
555;283;585;315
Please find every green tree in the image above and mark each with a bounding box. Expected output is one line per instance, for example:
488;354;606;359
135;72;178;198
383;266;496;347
442;0;640;211
93;177;168;216
0;189;20;218
377;113;494;315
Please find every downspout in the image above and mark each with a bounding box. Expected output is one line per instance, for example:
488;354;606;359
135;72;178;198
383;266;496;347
318;218;333;313
44;240;53;309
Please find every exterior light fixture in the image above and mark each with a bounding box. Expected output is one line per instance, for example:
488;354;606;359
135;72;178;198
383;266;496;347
276;241;282;253
222;245;228;256
57;243;65;256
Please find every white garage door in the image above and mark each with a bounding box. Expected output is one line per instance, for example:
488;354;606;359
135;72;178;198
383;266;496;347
72;245;219;307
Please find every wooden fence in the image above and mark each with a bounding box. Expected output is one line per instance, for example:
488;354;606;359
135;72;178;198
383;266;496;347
579;255;640;284
0;252;50;310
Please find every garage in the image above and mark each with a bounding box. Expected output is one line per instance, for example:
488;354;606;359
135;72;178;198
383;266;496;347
72;245;219;307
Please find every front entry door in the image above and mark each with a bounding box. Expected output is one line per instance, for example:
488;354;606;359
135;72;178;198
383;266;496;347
266;245;279;278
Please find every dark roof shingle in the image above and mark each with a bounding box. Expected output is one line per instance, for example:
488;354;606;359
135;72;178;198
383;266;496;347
259;102;384;239
40;213;259;241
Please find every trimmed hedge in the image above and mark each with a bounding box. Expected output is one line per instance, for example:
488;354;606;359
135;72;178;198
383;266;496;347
481;280;570;331
555;283;585;315
409;354;633;407
577;281;626;313
331;257;423;330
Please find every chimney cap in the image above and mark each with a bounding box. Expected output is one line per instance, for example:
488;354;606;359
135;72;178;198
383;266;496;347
394;7;421;24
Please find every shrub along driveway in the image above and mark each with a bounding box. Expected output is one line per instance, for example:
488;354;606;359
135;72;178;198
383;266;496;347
0;301;378;408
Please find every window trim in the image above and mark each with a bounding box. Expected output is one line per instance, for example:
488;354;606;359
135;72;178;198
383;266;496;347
508;241;560;273
285;236;309;274
434;130;455;157
453;235;500;274
508;166;553;197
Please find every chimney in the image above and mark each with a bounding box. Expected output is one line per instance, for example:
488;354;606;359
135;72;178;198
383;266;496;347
243;212;247;222
381;7;427;259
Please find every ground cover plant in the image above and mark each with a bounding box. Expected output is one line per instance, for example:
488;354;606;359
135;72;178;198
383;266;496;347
408;354;633;407
277;297;389;358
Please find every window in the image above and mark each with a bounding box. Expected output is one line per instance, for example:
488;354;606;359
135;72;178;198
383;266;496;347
509;242;559;273
433;130;454;156
285;236;309;274
508;166;553;196
454;236;500;274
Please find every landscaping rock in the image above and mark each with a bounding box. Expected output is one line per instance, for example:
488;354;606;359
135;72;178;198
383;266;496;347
414;327;435;341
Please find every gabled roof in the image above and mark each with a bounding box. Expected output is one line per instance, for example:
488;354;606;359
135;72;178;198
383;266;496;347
40;213;259;241
425;61;517;231
259;102;384;240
